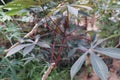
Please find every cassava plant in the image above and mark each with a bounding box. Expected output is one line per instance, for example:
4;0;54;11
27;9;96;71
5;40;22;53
0;0;120;80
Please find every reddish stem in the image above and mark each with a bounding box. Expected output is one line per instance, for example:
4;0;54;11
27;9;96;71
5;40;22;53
51;41;56;62
55;37;67;65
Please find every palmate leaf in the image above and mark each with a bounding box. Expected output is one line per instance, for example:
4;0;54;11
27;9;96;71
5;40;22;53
37;41;50;48
94;48;120;59
5;43;32;57
67;5;90;17
68;48;77;57
70;52;88;80
90;52;108;80
23;44;35;57
18;38;34;43
67;5;79;17
46;4;66;18
78;10;89;17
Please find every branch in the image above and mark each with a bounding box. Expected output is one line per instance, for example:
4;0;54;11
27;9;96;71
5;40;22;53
24;24;39;38
42;63;55;80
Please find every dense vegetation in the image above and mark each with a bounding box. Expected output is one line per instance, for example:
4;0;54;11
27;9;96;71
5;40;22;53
0;0;120;80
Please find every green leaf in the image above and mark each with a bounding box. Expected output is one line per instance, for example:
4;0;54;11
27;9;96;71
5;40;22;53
94;48;120;59
90;52;108;80
0;58;18;80
5;9;23;16
0;65;9;78
3;0;50;16
6;43;32;57
70;52;88;80
4;0;42;8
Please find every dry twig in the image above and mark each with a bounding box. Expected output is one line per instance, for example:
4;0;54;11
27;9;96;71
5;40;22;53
42;63;55;80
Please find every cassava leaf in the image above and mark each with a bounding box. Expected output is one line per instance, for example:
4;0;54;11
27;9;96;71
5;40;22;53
23;44;35;57
67;5;79;16
90;52;108;80
18;38;34;43
68;48;77;57
78;45;88;52
34;35;40;44
37;41;50;48
79;10;89;16
6;43;32;57
70;52;88;80
24;39;34;43
46;4;66;17
94;48;120;59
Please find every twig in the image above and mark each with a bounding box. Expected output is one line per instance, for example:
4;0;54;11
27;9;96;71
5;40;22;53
115;43;120;48
24;23;39;38
42;63;55;80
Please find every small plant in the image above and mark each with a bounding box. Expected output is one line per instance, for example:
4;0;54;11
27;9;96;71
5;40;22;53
1;0;120;80
70;34;120;80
